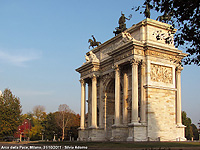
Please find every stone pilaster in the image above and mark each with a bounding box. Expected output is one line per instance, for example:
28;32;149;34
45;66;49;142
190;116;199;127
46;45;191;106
123;73;128;125
130;59;139;124
90;74;98;128
114;65;121;126
176;66;183;126
140;61;146;124
80;79;86;129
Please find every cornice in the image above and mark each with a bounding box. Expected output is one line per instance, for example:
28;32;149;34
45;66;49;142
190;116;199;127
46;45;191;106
76;62;100;73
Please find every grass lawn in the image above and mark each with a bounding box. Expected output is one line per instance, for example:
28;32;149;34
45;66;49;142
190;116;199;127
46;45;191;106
27;141;200;149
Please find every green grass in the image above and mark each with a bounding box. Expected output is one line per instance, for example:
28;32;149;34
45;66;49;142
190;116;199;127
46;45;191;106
27;141;200;149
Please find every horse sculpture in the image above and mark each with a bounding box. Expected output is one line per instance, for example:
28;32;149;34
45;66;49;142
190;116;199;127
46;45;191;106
88;35;101;49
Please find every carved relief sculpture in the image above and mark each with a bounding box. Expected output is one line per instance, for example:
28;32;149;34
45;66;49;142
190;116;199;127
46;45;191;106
150;64;173;84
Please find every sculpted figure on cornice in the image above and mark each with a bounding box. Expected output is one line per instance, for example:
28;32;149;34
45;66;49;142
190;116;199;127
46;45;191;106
84;51;99;64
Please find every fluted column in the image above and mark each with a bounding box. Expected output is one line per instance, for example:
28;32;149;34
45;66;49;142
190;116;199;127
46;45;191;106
176;66;183;126
80;79;86;129
131;59;139;124
140;61;146;123
90;74;97;128
114;65;121;126
123;73;128;125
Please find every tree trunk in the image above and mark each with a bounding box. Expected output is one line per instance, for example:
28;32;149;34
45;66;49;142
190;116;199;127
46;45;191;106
62;115;65;141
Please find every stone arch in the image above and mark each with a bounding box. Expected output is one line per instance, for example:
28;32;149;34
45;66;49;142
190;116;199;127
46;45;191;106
102;72;124;140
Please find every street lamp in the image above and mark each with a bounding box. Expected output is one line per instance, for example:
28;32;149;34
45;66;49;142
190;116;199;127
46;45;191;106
19;128;22;142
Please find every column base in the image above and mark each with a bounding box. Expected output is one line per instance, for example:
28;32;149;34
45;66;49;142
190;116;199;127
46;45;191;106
89;125;98;129
127;136;133;141
128;122;141;126
176;124;186;128
111;125;128;141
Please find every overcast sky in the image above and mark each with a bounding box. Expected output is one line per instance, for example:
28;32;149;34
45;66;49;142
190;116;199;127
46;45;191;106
0;0;199;126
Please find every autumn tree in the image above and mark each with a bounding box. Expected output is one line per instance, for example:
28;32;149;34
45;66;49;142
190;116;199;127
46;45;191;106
135;0;200;65
29;105;46;140
55;104;74;141
0;89;22;138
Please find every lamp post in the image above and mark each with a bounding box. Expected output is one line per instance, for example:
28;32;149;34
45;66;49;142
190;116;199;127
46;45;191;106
25;121;27;141
19;128;22;142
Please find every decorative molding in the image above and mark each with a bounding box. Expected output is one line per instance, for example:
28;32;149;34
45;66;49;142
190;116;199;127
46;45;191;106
150;63;173;84
115;49;134;62
101;64;113;73
102;31;134;55
144;85;177;91
130;58;140;66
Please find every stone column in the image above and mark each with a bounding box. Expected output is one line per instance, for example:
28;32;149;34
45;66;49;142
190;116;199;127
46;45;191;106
80;79;86;129
140;61;146;123
123;73;128;125
114;65;121;126
176;66;183;126
90;74;98;128
131;59;139;124
99;77;104;128
88;81;92;127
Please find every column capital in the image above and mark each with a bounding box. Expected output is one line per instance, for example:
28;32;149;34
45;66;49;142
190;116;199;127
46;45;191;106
112;64;120;71
79;79;85;85
130;58;140;65
140;59;146;67
176;65;183;73
90;73;99;79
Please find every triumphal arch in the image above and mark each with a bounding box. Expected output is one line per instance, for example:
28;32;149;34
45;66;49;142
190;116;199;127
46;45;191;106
76;18;187;141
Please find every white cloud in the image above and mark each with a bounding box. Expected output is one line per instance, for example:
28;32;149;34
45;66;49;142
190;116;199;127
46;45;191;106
0;48;42;67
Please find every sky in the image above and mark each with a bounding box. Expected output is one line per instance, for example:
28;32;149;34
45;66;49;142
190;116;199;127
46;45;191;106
0;0;199;127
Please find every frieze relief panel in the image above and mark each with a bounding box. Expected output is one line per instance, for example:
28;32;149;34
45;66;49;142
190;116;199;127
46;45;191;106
150;63;173;84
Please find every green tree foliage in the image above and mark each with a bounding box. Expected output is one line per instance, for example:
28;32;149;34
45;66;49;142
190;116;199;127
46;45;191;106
136;0;200;65
29;105;46;140
191;124;199;140
182;111;198;140
43;112;60;140
0;89;22;138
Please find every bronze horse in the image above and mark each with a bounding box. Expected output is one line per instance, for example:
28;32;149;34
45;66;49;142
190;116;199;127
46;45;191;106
88;35;101;49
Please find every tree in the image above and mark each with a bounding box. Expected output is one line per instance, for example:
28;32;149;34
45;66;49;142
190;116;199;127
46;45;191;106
191;124;199;140
29;105;46;140
182;111;198;140
43;112;60;140
0;89;22;138
135;0;200;65
55;104;74;141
